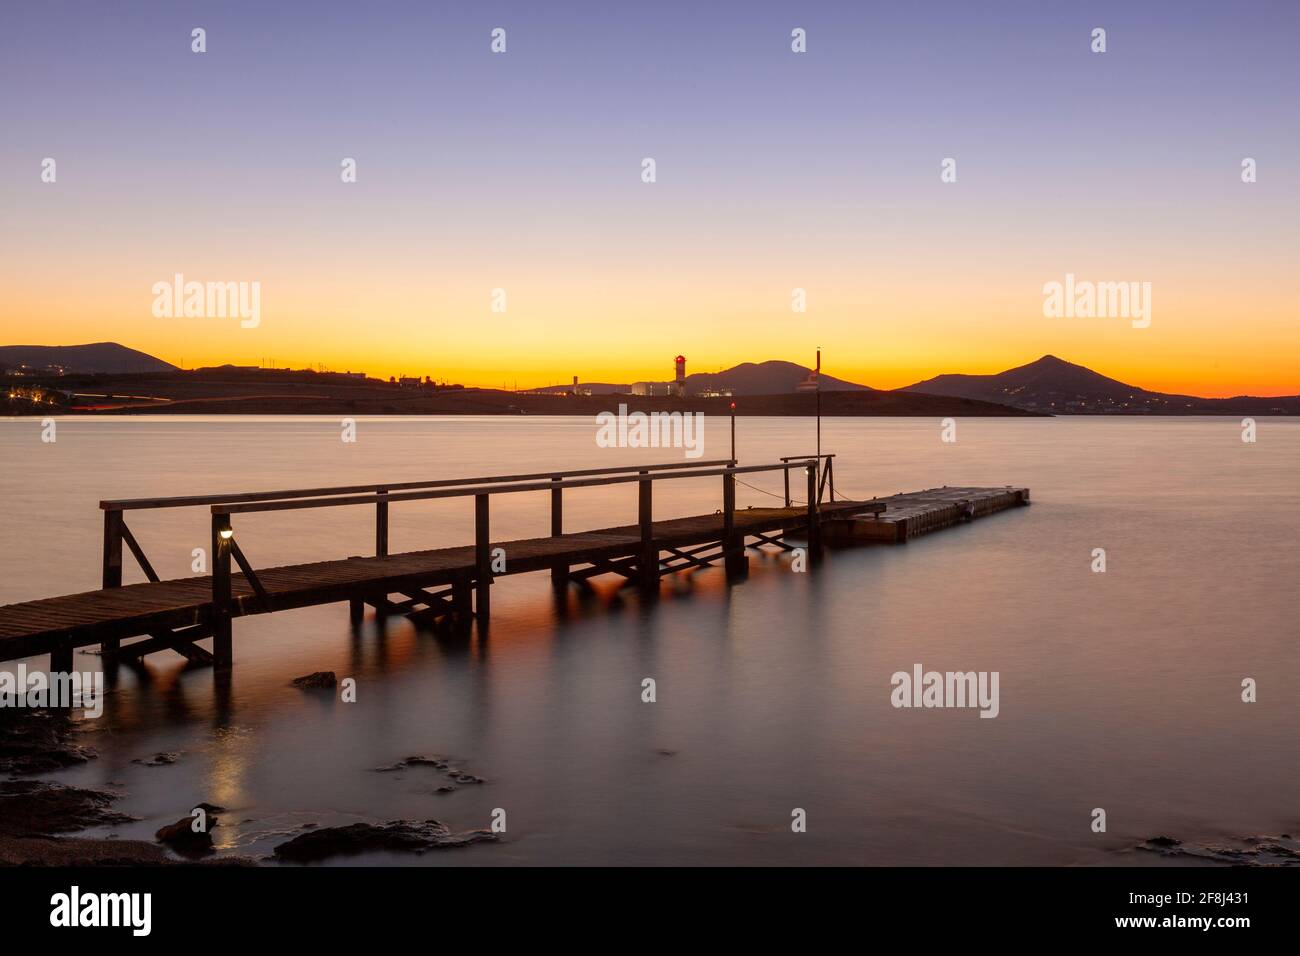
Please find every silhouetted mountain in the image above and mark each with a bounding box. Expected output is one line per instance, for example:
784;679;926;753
689;361;869;395
0;343;177;375
536;360;870;396
901;355;1300;414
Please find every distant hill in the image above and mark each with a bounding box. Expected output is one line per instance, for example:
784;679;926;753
901;355;1300;414
536;360;871;396
0;343;177;375
689;361;869;395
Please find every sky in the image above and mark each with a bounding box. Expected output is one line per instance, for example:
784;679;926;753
1;0;1297;396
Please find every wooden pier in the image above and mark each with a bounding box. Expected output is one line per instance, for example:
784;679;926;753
822;486;1030;545
0;460;1029;675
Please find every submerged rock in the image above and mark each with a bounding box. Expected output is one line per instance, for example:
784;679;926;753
374;755;448;772
134;751;181;767
374;754;487;791
292;671;338;689
272;820;496;862
0;780;134;836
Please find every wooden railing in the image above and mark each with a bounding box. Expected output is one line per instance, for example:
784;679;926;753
780;454;835;506
207;460;823;658
98;458;736;588
93;457;823;668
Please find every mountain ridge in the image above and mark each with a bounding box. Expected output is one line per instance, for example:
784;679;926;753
0;342;178;375
901;355;1300;414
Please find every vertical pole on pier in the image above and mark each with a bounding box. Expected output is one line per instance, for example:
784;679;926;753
806;463;822;561
638;472;656;592
101;509;123;662
550;478;567;588
814;347;821;462
722;468;745;579
211;512;233;670
783;467;791;508
375;489;389;559
729;401;736;464
474;493;491;619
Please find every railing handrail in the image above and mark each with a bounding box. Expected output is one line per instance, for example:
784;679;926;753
214;462;813;515
101;459;736;512
779;453;836;462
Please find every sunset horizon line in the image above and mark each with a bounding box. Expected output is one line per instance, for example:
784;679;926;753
8;339;1299;400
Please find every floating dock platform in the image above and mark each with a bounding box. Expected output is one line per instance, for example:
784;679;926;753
822;486;1030;545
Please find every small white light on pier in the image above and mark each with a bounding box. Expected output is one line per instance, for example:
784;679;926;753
219;529;233;540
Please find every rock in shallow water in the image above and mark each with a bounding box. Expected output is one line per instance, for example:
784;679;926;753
0;780;134;836
0;710;97;774
292;671;338;689
272;820;496;862
133;751;181;767
155;815;216;856
1137;834;1300;866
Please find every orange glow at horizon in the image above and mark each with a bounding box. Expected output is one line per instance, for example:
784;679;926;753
7;264;1297;398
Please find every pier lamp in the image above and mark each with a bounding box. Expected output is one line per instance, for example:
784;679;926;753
219;528;234;540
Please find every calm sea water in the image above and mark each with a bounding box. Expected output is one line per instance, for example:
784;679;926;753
2;415;1297;865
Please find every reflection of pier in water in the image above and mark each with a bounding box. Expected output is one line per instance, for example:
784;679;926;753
0;456;1028;678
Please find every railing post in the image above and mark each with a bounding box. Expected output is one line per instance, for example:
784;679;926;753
550;477;567;588
638;472;656;591
806;463;822;561
102;510;123;588
375;489;389;558
828;458;835;502
101;509;123;662
211;512;233;670
783;467;791;508
474;493;491;619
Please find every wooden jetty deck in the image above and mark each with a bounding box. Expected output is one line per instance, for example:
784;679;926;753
823;486;1030;545
0;459;1029;674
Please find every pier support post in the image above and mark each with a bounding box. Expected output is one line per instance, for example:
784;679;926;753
211;513;233;671
474;494;491;619
453;575;472;622
638;473;657;593
375;490;389;559
550;479;567;588
723;470;746;579
349;598;364;626
806;464;822;562
50;635;74;676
